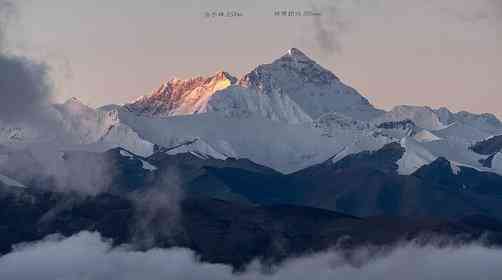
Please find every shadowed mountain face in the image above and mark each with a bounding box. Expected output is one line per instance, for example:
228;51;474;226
413;157;502;196
1;184;502;269
470;135;502;156
181;143;502;219
3;142;502;269
470;135;502;168
6;142;502;220
284;144;502;218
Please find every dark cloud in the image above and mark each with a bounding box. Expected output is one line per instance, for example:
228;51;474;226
1;231;502;280
0;0;61;132
0;55;56;125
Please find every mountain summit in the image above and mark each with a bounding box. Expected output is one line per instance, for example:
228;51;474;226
240;48;339;87
237;48;383;121
126;48;382;122
285;48;316;63
125;71;237;117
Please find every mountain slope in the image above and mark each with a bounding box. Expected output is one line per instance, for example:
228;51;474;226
117;109;391;173
470;135;502;155
205;85;312;124
436;107;502;134
397;137;437;175
286;143;502;218
374;105;446;131
125;71;237;117
237;48;384;121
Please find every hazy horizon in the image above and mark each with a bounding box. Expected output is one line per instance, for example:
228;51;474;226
8;0;502;117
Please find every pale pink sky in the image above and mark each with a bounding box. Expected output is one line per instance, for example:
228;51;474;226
10;0;502;117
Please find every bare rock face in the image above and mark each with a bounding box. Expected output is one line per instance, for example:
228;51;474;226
471;135;502;156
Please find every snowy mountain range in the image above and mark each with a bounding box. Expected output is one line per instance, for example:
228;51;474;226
3;47;502;276
125;48;382;123
1;48;502;177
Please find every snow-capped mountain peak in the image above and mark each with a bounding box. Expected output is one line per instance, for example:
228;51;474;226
235;48;383;121
284;47;320;65
212;70;237;83
375;105;447;131
434;107;502;130
435;107;455;125
287;47;309;58
124;48;383;122
125;71;237;117
60;97;95;116
239;48;339;88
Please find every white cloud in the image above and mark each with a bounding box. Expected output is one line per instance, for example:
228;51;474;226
1;231;502;280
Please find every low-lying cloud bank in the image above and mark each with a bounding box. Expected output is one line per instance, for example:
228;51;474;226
0;231;501;280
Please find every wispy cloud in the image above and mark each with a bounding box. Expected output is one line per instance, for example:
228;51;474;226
310;0;352;56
